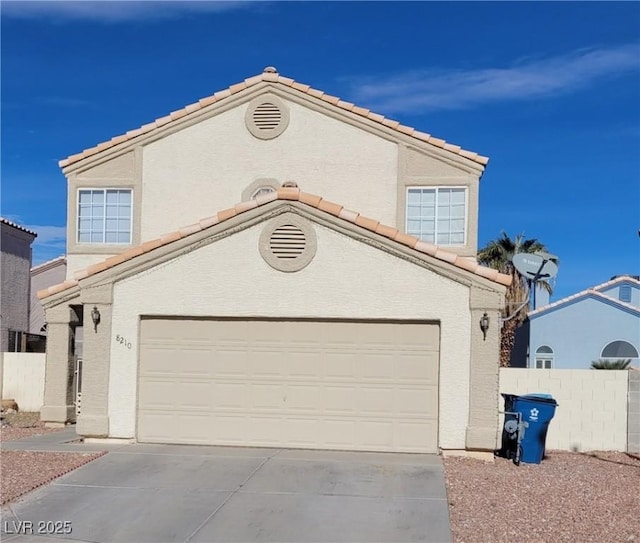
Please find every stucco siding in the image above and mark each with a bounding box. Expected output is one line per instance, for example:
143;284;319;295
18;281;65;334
529;297;640;369
141;99;398;241
109;221;471;449
599;283;640;307
67;254;118;281
1;225;34;351
30;261;67;333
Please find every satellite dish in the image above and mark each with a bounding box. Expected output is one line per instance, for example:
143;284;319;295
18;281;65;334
512;253;558;282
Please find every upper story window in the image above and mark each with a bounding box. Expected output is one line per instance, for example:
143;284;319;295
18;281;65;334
619;285;632;303
78;189;132;244
406;187;467;245
534;345;553;369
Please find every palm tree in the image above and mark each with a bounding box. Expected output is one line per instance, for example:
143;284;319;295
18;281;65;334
477;232;556;367
591;359;631;370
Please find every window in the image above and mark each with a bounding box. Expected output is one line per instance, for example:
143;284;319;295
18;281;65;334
619;285;632;303
78;189;132;244
534;345;553;369
406;187;466;245
601;340;639;359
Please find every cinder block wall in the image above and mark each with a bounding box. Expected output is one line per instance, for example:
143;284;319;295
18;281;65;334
2;353;46;412
629;371;640;454
499;369;629;452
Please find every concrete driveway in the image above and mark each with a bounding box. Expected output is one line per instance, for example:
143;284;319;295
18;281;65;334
1;430;451;543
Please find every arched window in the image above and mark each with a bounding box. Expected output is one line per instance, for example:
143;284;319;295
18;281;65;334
534;346;553;369
601;340;639;359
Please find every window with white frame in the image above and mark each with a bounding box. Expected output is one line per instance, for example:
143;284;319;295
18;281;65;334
77;189;132;244
534;345;553;369
601;340;638;359
406;187;466;245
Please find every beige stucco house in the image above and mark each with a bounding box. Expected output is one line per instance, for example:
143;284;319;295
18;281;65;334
39;67;510;454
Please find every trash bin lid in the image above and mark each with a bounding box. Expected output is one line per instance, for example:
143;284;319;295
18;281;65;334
521;393;558;405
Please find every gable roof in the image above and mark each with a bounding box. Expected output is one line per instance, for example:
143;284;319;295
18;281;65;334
529;275;640;318
59;67;489;170
31;255;66;276
0;217;37;238
38;186;511;300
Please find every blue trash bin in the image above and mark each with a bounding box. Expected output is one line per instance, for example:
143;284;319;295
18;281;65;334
510;394;559;464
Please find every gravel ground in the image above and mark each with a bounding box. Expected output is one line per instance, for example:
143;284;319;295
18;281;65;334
2;415;639;541
1;412;105;505
0;450;106;505
444;451;640;543
0;411;65;442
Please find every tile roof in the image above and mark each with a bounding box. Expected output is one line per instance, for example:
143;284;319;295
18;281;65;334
38;187;511;300
0;218;38;237
529;275;640;317
59;66;489;169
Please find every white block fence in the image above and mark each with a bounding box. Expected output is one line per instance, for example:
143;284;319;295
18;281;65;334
499;368;630;453
1;352;46;412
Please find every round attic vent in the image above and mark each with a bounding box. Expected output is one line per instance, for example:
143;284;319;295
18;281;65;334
259;213;317;272
269;225;306;259
245;94;289;140
253;102;282;131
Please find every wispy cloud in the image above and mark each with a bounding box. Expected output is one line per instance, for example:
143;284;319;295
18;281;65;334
1;0;258;23
27;225;67;263
345;44;640;114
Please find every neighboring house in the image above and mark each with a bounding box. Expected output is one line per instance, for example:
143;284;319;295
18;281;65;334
30;256;67;335
527;275;640;369
38;67;511;454
0;218;37;352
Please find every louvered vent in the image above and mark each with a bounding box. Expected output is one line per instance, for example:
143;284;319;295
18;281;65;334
253;103;282;131
269;225;306;259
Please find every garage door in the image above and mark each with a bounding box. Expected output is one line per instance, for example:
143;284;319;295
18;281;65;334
137;318;439;453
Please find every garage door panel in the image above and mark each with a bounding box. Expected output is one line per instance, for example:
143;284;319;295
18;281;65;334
249;384;283;410
215;383;247;409
138;319;439;453
358;421;393;448
397;421;438;451
324;386;357;413
394;354;438;382
396;387;438;416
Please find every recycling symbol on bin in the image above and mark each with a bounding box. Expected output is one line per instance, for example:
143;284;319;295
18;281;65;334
529;408;539;421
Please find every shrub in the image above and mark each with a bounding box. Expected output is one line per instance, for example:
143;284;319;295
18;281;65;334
591;359;631;370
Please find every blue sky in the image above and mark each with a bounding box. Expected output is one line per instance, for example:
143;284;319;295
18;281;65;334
2;1;639;301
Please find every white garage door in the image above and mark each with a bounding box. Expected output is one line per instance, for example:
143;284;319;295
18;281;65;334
138;318;439;453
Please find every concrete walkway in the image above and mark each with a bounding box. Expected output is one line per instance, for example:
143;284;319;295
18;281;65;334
1;429;451;542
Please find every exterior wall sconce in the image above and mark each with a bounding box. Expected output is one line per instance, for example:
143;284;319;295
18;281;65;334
91;306;101;333
480;312;490;341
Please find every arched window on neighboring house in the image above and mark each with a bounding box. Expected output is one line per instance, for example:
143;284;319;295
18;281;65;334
601;340;639;359
534;346;554;369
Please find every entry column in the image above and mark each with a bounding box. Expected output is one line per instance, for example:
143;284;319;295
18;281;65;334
76;284;113;437
41;304;79;425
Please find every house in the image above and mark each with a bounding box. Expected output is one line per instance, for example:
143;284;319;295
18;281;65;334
1;218;37;352
30;256;67;335
37;67;511;454
527;275;640;369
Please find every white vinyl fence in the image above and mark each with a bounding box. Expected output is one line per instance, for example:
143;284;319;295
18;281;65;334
499;368;629;452
1;352;46;412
